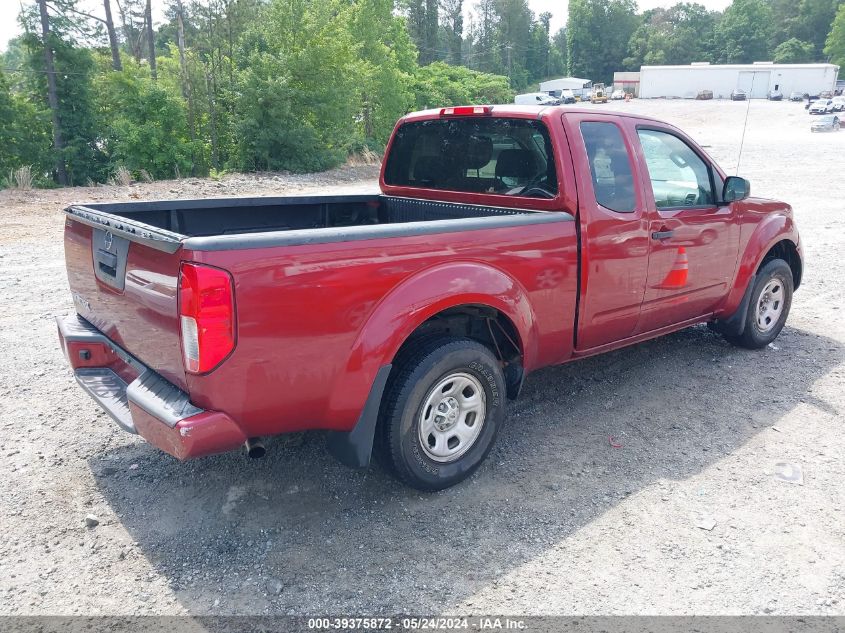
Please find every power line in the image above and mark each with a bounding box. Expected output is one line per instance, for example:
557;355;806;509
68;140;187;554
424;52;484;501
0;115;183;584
2;66;92;76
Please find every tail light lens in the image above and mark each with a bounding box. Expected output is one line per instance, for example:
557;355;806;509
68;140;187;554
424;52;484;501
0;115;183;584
179;263;235;374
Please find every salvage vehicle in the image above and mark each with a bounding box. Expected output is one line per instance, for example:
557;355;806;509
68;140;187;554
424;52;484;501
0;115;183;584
789;91;804;102
730;88;747;101
809;99;834;114
514;92;559;106
810;114;840;132
58;104;803;490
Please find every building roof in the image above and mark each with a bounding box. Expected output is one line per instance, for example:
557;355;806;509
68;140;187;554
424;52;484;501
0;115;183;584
539;77;592;89
641;63;839;71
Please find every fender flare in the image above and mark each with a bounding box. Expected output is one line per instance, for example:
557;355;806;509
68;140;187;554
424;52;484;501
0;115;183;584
325;262;537;467
718;212;798;321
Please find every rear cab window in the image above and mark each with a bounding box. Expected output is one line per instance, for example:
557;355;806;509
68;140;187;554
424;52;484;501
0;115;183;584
384;117;558;199
580;121;637;213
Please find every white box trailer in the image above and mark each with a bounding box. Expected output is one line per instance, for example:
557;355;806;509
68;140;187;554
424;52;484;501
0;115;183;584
639;63;839;99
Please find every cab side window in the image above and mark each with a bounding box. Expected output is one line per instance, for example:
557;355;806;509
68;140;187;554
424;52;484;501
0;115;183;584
637;129;715;208
580;122;637;213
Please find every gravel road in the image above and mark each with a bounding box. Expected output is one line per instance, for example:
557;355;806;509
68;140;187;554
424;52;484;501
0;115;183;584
1;101;843;617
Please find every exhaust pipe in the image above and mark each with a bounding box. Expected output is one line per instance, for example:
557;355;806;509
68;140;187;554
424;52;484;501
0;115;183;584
244;437;266;459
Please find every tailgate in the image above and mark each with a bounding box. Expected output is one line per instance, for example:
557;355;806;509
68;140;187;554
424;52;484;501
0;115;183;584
63;215;187;390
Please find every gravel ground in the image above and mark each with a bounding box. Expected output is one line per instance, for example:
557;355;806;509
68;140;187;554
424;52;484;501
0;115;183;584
1;101;843;617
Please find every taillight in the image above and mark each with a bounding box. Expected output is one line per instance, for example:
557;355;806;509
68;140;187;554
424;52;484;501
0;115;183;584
179;262;235;374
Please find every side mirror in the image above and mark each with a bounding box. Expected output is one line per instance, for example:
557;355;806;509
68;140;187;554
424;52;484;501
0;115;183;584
723;176;750;202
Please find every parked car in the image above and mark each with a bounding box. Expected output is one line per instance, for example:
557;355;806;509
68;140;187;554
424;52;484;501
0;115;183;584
696;90;714;100
559;89;576;104
767;89;783;101
830;96;845;112
611;89;625;100
809;99;834;114
811;114;840;132
514;92;559;106
730;88;747;101
820;90;834;99
789;91;804;102
57;104;802;490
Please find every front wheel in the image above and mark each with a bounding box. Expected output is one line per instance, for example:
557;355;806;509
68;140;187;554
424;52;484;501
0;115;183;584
377;337;506;490
724;259;794;349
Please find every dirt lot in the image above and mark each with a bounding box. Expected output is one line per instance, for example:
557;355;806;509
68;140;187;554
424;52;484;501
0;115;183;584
1;100;843;617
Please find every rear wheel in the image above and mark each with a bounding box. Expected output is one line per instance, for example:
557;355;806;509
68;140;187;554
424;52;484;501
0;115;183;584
724;259;793;349
377;337;506;491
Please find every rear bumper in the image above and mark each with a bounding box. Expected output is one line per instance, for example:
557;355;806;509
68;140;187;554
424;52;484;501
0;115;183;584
57;314;247;460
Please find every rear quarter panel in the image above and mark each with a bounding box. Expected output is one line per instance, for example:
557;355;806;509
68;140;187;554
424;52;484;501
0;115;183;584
184;220;578;437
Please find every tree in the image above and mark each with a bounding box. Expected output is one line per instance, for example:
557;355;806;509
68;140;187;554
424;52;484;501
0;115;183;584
793;0;839;59
625;3;717;69
103;0;123;70
411;61;512;109
773;37;815;63
35;0;68;184
348;0;416;145
549;27;567;77
824;3;845;67
96;69;195;177
0;69;51;183
402;0;439;64
441;0;463;65
232;0;360;172
568;0;639;83
712;0;773;64
145;0;156;79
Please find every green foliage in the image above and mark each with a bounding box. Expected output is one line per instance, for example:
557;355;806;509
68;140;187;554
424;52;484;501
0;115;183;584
231;0;360;172
348;0;416;146
0;69;51;186
21;28;105;185
567;0;640;84
824;4;845;67
96;68;197;179
411;62;513;110
713;0;773;64
773;38;816;63
624;3;717;69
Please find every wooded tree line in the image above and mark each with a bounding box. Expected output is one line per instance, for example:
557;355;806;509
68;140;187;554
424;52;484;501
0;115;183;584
1;0;844;188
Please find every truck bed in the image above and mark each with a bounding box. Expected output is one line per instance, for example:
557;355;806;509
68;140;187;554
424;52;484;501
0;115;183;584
67;194;556;253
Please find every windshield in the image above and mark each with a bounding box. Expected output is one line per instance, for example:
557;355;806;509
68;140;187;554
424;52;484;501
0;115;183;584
384;117;558;198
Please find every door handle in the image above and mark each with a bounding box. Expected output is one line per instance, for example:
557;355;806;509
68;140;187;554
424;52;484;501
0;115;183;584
651;230;674;240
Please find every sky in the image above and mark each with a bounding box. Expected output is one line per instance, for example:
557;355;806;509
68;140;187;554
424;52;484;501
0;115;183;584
0;0;735;54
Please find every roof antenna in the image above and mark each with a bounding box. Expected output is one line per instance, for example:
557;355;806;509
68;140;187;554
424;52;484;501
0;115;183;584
735;72;755;175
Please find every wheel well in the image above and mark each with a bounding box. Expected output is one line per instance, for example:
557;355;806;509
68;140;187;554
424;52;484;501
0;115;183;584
760;239;801;289
394;305;525;399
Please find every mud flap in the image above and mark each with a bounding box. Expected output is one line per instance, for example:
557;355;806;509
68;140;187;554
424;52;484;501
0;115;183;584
326;364;392;469
710;274;756;337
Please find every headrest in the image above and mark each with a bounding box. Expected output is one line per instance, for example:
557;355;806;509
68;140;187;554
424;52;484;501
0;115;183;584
495;149;537;179
413;155;443;185
462;135;493;170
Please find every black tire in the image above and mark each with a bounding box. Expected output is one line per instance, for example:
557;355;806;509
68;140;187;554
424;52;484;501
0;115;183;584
377;337;506;491
724;259;793;349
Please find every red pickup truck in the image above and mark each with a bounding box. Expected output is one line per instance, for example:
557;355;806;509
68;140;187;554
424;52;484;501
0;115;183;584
58;105;802;490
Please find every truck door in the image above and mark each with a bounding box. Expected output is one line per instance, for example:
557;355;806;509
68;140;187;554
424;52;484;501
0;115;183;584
563;113;652;350
632;125;740;333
